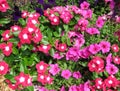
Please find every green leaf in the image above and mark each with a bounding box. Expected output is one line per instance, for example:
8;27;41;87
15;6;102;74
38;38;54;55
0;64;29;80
41;38;49;45
26;86;34;91
12;47;19;55
18;18;26;26
0;18;10;25
63;24;69;32
50;48;55;56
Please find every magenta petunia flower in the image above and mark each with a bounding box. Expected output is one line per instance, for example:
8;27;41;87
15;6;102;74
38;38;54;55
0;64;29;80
74;37;85;48
96;16;105;28
89;43;101;54
73;71;82;79
99;41;111;53
86;27;100;35
49;64;61;76
60;86;66;91
53;52;64;60
105;64;119;75
69;85;78;91
106;53;112;64
61;69;72;79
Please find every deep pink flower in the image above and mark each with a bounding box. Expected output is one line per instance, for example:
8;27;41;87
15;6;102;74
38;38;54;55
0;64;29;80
113;56;120;65
49;64;60;76
106;53;112;64
27;17;39;25
53;52;64;59
61;69;72;79
89;43;101;54
80;47;91;59
36;61;49;73
74;37;85;48
105;64;118;75
37;73;46;85
111;44;119;52
72;71;82;79
81;9;93;19
2;30;12;41
0;42;13;56
86;28;100;35
0;0;10;12
95;78;103;89
45;74;53;84
80;1;90;10
99;41;111;53
21;11;29;18
84;81;91;91
11;25;22;32
0;61;9;75
60;86;66;91
69;85;78;91
38;44;51;54
58;43;67;52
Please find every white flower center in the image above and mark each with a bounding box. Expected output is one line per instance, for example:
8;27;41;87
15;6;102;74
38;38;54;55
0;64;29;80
51;14;55;17
40;75;44;79
14;27;18;31
98;80;102;85
32;20;37;24
0;66;4;71
46;77;50;81
19;77;25;82
23;34;28;39
92;64;96;68
96;60;100;64
43;46;47;49
108;80;113;84
2;4;5;8
6;34;9;38
27;78;31;84
54;18;57;22
39;65;44;70
28;28;34;32
5;46;9;51
61;46;65;49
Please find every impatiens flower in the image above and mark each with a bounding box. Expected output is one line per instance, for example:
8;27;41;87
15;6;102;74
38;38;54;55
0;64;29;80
105;64;118;75
80;1;90;10
111;44;119;52
38;44;51;54
96;16;105;28
86;28;100;35
99;41;111;53
95;78;103;89
0;61;9;75
89;43;101;54
49;16;60;25
37;73;46;85
72;71;82;79
58;43;67;52
69;85;78;91
45;74;53;84
60;86;66;91
66;47;80;62
27;17;39;25
11;25;22;32
32;29;42;43
0;42;13;56
15;72;32;87
2;30;12;41
53;52;64;59
49;64;61;76
113;56;120;64
8;83;18;90
21;11;29;18
18;30;31;44
36;61;49;73
106;53;112;64
104;75;119;88
0;0;10;12
61;69;72;79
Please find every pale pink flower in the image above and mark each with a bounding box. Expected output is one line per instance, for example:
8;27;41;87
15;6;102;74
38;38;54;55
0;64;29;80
61;69;72;79
106;64;118;75
49;64;61;76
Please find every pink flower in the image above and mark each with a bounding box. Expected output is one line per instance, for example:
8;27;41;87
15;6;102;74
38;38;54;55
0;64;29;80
81;9;93;19
111;44;119;52
21;11;29;18
0;0;10;12
80;1;90;10
60;86;66;91
74;37;85;48
58;43;67;52
38;44;51;54
49;64;60;76
106;53;112;64
0;42;13;56
37;73;46;85
80;47;91;59
66;47;80;62
89;43;101;54
86;28;100;35
11;25;22;32
36;61;49;73
113;56;120;65
69;85;78;91
96;16;105;28
105;64;118;75
53;52;64;59
49;16;60;25
84;81;91;91
8;83;18;90
72;71;82;79
2;30;12;41
95;78;103;89
14;72;31;87
0;61;9;75
99;41;111;53
61;69;72;79
27;17;39;25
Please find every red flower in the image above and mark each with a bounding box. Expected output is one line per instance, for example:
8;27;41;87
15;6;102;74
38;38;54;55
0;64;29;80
27;17;39;25
0;61;9;75
2;30;12;41
18;30;31;44
32;29;42;43
21;11;29;18
111;44;119;52
58;43;67;52
14;72;32;87
0;42;13;56
36;61;49;73
95;78;103;89
45;74;53;84
0;0;10;12
49;16;60;25
8;83;18;90
24;24;37;34
11;25;22;32
37;73;46;85
38;44;51;54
